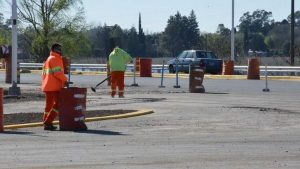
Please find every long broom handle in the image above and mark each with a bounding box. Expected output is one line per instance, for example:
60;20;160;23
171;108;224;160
94;75;111;88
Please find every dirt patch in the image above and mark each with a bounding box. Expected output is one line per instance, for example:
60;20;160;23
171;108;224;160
4;109;134;125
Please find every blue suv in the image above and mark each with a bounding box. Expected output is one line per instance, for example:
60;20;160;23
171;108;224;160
167;50;222;74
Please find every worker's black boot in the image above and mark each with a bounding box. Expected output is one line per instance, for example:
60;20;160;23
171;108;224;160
44;124;57;131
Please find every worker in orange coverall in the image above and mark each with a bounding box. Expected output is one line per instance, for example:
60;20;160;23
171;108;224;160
108;44;132;98
41;43;67;130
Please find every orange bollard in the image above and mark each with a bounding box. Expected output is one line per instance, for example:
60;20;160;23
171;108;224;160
0;88;3;132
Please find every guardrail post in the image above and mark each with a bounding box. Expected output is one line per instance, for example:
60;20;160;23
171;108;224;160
173;59;181;88
263;65;270;92
131;58;139;87
159;60;166;88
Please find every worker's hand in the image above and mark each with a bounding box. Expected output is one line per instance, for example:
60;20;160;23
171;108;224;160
65;81;73;88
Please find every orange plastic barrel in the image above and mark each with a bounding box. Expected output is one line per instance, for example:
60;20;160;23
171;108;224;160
222;60;234;75
247;58;260;80
58;87;87;131
135;58;140;72
189;65;205;93
139;58;152;77
0;88;3;132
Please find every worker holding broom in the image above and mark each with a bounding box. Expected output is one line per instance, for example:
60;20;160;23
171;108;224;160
108;41;132;98
41;43;67;130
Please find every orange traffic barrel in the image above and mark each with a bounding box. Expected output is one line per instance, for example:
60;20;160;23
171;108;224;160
189;65;205;93
0;88;3;132
139;58;152;77
135;58;140;72
247;58;260;80
222;60;234;75
58;87;87;131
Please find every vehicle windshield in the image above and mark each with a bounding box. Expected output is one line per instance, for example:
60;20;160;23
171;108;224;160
206;52;218;59
177;51;188;59
196;51;207;58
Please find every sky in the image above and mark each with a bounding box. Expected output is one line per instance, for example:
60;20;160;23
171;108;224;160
1;0;299;33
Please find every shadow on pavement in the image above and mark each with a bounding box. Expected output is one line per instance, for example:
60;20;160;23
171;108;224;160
0;130;35;135
204;92;229;95
76;129;127;136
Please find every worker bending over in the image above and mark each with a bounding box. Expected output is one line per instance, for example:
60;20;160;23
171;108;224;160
108;45;132;98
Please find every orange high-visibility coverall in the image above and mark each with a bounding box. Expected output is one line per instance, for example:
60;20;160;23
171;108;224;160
42;51;67;125
108;47;132;97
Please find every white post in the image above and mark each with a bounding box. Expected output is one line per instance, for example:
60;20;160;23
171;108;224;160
263;65;270;92
11;0;18;84
231;0;235;61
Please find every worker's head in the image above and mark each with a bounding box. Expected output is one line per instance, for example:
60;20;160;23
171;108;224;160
51;43;62;55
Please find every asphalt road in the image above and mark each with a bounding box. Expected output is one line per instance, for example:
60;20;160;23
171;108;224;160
1;72;300;169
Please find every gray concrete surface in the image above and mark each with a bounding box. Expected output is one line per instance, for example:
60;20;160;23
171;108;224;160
1;73;300;169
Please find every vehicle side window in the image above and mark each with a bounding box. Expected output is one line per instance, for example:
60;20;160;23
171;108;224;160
206;52;217;59
178;51;187;59
185;52;194;59
196;51;207;58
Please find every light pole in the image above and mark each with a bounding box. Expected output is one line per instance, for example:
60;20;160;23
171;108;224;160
231;0;235;61
291;0;295;66
8;0;20;96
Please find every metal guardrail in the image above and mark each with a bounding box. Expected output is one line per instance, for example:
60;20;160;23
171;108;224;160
234;66;300;75
19;63;164;72
1;63;300;75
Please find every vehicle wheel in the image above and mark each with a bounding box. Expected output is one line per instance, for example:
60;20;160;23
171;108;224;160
169;65;175;73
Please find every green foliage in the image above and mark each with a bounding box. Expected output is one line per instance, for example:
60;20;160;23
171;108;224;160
265;24;290;55
162;11;200;57
202;33;230;59
238;10;274;55
288;11;300;26
18;0;87;62
0;12;11;45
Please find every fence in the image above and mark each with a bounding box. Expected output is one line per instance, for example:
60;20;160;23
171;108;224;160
1;63;300;75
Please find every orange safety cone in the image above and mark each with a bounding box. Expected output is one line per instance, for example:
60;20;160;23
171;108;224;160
0;88;3;132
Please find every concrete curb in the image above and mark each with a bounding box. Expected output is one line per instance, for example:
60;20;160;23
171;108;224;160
3;109;154;130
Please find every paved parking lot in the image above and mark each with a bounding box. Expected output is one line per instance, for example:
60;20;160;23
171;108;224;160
1;72;300;169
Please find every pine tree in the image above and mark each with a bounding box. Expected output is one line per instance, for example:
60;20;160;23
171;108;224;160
138;13;146;57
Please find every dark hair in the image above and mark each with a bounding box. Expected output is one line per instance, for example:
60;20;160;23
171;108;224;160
51;43;62;54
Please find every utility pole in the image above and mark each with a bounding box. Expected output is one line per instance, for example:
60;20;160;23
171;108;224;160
231;0;235;61
9;0;20;96
291;0;295;66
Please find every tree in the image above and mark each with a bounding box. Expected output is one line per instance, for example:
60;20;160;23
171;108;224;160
238;10;274;55
18;0;87;62
288;11;300;26
187;10;200;49
162;11;200;57
126;27;139;57
217;24;231;36
203;33;230;59
0;12;11;44
138;13;146;57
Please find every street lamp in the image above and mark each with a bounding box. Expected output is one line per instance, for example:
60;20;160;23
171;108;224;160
8;0;20;96
231;0;235;61
291;0;295;66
